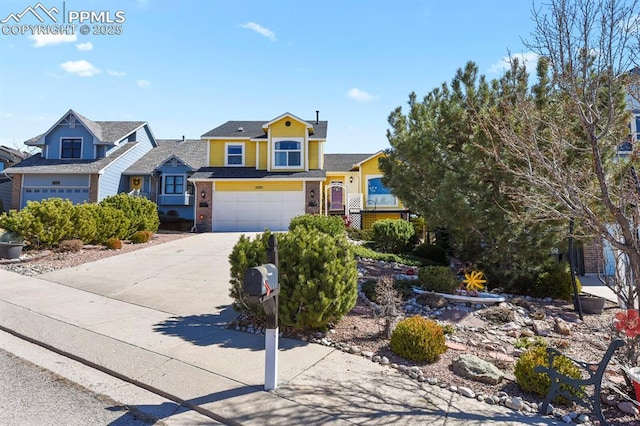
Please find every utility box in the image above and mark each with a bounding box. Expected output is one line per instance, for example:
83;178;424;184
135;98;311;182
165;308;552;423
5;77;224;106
243;264;279;302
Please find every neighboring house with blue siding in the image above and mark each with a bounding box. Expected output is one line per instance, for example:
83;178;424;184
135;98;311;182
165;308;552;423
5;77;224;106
4;110;158;209
123;138;206;227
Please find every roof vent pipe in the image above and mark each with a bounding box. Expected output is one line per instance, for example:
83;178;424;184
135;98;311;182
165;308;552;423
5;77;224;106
182;135;185;142
315;110;319;124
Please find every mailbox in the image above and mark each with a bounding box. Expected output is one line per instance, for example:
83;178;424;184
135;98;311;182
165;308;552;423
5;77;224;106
243;263;279;301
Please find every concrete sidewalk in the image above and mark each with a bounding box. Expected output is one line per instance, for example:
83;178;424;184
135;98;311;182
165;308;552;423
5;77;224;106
0;233;554;425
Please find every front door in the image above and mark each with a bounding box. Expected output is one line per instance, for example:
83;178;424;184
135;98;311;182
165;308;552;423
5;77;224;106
330;181;343;211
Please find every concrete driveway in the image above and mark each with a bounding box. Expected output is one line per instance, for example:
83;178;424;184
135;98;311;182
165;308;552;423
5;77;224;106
37;232;245;318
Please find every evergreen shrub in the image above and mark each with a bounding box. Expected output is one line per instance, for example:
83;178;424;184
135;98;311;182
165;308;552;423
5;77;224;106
72;203;100;244
228;227;358;330
417;266;459;294
106;237;123;250
413;243;448;265
0;198;75;248
372;219;415;254
130;230;153;244
288;214;345;237
99;193;159;237
532;262;581;301
514;345;582;402
390;316;447;363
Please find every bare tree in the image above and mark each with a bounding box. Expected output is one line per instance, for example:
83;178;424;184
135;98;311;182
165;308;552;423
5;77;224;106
477;0;640;308
375;275;402;338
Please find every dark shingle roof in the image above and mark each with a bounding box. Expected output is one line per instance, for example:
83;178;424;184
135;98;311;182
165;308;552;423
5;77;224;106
4;142;138;174
124;139;207;175
323;153;372;172
190;167;326;180
202;120;328;139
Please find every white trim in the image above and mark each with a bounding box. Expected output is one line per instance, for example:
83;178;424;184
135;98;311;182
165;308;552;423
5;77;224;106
261;112;313;131
161;173;187;195
272;137;303;170
267;127;271;171
224;142;245;167
317;141;323;169
304;130;309;172
255;141;260;170
59;136;83;159
202;136;254;140
206;139;211;167
188;177;325;183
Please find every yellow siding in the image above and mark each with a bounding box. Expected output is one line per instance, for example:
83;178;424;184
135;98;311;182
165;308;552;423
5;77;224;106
309;141;319;169
245;142;256;167
216;180;303;191
258;142;268;169
208;141;225;166
270;118;308;138
360;153;404;209
359;153;384;195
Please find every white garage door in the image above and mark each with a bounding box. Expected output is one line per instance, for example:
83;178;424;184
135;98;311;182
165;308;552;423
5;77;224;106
213;191;305;232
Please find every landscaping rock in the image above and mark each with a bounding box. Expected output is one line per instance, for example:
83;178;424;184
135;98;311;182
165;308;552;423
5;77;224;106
554;317;572;336
618;401;639;416
451;354;504;385
458;386;475;398
505;396;525;411
532;319;552;336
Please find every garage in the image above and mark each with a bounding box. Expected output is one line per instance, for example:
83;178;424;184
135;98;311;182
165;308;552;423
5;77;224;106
21;174;90;208
212;190;305;232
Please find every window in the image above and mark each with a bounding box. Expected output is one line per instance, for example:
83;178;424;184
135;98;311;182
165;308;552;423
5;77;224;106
367;176;397;207
164;175;184;194
274;140;301;167
61;138;82;159
226;143;244;166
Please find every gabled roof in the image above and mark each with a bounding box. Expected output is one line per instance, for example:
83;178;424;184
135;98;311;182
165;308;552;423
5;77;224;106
24;109;148;146
323;153;372;172
261;112;314;133
201;117;328;139
124;139;207;175
3;142;139;175
190;167;326;181
353;150;385;167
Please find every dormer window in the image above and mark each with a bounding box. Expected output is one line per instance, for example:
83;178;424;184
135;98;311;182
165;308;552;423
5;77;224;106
274;140;301;167
61;138;82;159
225;143;244;166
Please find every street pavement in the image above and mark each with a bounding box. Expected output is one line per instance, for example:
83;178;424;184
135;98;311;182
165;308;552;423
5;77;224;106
0;233;558;425
0;346;153;426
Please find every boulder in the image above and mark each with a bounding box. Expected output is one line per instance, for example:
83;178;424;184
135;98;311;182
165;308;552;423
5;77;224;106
452;354;504;385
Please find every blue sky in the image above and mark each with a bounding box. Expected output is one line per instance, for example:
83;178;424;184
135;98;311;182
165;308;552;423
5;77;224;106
0;0;539;153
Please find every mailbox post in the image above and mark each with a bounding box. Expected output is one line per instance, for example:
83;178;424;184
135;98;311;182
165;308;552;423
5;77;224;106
242;235;279;391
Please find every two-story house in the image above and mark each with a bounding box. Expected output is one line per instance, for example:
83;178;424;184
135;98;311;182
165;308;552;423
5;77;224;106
4;109;158;209
190;112;408;232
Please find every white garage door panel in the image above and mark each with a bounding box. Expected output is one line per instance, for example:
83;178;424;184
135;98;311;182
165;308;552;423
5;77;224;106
213;191;304;232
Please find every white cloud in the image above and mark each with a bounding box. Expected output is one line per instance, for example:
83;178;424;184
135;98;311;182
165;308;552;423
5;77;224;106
346;88;377;102
0;112;14;118
59;60;101;77
76;42;93;51
489;51;539;75
137;79;151;88
108;69;126;77
30;34;77;47
241;22;276;41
